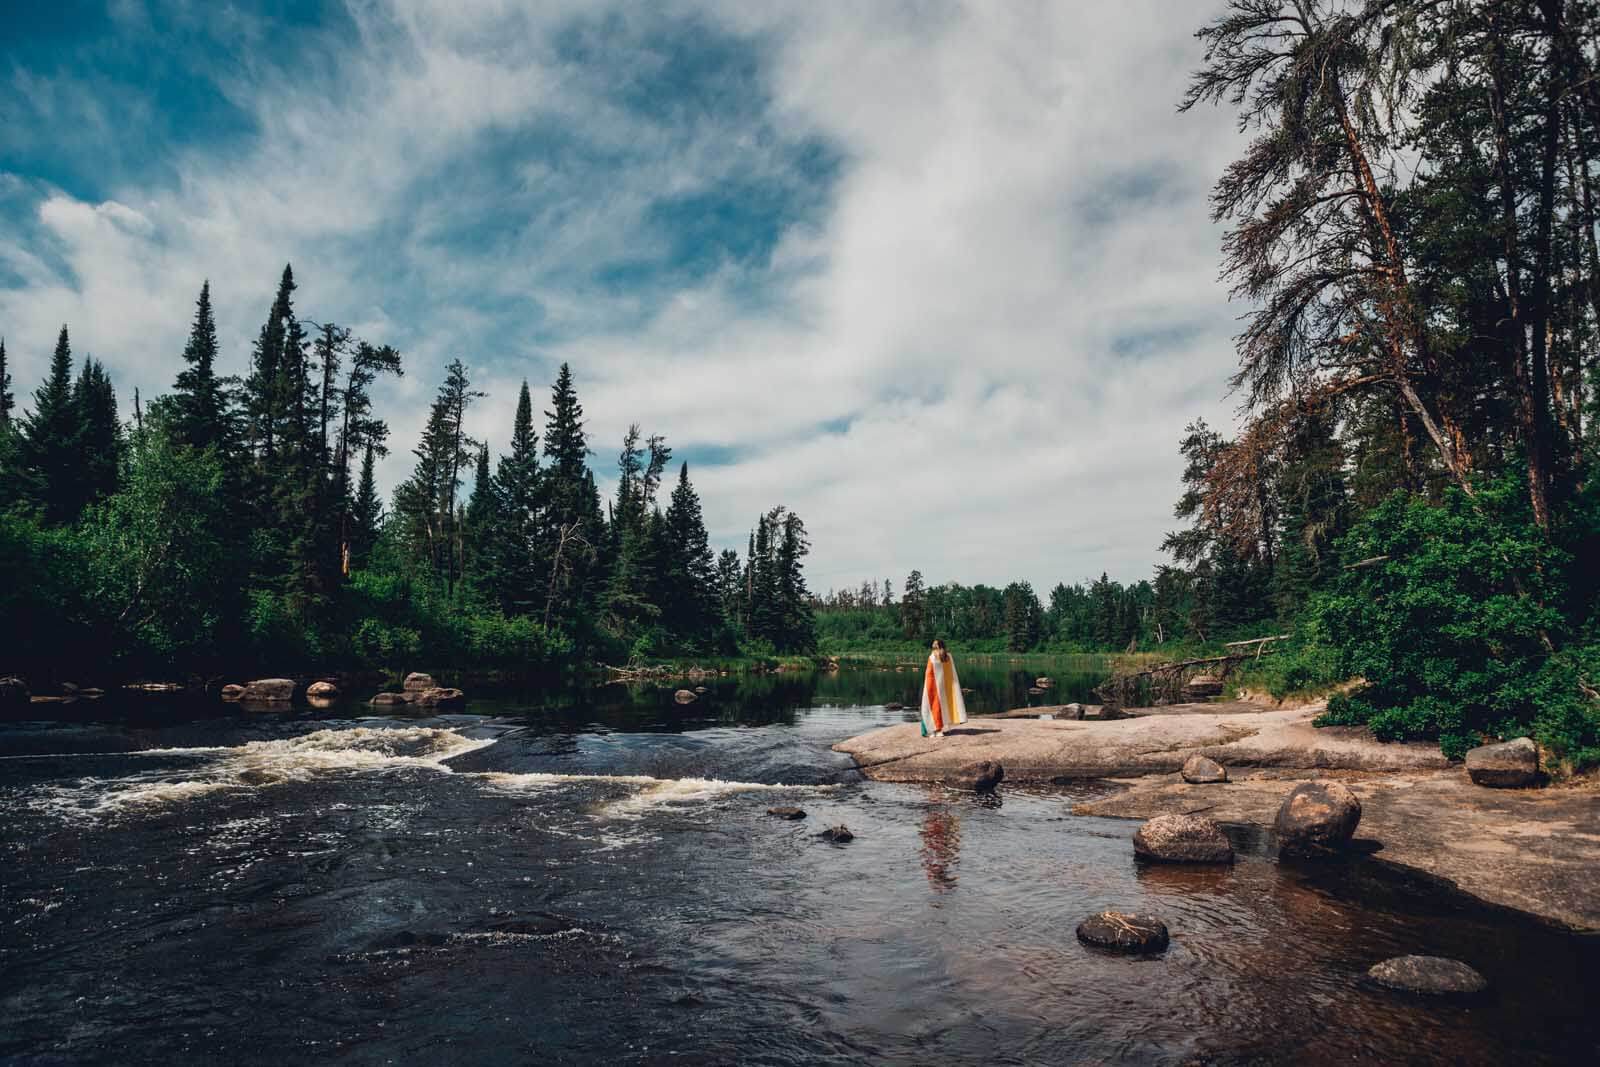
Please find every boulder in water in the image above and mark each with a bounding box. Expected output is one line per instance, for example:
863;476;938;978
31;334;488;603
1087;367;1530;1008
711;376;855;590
1181;755;1229;784
1465;737;1539;788
1036;676;1054;688
369;692;415;706
818;824;854;843
1367;955;1488;995
956;760;1005;793
1274;781;1362;859
1076;911;1169;953
402;672;436;692
239;678;294;703
767;806;807;820
1133;813;1234;863
220;684;245;700
674;689;697;705
0;676;28;707
884;701;906;711
306;680;339;698
1028;686;1045;696
415;687;465;707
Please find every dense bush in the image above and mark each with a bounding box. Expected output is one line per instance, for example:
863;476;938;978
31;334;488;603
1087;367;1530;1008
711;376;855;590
1309;479;1600;764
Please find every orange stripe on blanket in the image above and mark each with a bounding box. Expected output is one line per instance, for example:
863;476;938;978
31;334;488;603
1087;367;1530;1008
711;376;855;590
926;659;943;731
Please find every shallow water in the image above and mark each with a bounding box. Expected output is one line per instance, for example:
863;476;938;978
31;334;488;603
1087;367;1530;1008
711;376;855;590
2;673;1596;1065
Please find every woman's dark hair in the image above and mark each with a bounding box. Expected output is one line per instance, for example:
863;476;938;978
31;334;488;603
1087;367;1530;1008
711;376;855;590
932;638;950;661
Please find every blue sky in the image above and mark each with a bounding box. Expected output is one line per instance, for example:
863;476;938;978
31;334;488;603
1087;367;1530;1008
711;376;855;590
0;0;1243;592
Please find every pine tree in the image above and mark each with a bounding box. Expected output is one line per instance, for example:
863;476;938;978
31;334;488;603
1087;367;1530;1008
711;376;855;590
487;380;543;615
395;360;480;595
0;337;13;429
901;569;927;639
350;441;382;570
1002;580;1042;652
542;363;602;621
716;548;743;628
16;326;84;524
172;281;227;451
245;265;297;465
463;444;498;594
333;340;402;572
73;356;121;508
774;509;815;652
663;463;718;646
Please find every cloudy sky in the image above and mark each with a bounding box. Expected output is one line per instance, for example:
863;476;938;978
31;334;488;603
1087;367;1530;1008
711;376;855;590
1;0;1244;594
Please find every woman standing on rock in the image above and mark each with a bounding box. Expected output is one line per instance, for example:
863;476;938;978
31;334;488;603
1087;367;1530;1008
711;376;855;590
921;639;968;739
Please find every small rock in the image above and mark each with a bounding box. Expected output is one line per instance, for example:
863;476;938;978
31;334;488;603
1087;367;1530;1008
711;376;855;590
1064;702;1085;720
1133;813;1234;863
674;689;697;704
415;687;465;707
1028;686;1045;696
0;677;30;707
1464;737;1539;788
1367;955;1488;995
1076;911;1169;953
239;678;294;703
693;686;708;694
369;692;415;706
220;684;245;700
884;701;906;711
767;806;807;820
402;672;436;692
1181;755;1229;784
1036;676;1054;688
818;824;854;843
1274;781;1362;859
956;760;1005;794
306;680;339;698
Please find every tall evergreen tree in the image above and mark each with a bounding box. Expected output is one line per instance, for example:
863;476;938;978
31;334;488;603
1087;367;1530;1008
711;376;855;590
16;326;83;524
73;356;121;509
350;441;382;571
245;265;296;465
541;363;603;621
0;337;13;429
485;380;543;615
663;463;718;646
901;569;927;639
172;281;227;451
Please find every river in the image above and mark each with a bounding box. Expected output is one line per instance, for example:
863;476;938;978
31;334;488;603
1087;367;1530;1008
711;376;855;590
2;660;1596;1064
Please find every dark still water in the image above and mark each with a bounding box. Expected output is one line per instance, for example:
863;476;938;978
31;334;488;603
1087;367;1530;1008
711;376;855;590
2;667;1596;1065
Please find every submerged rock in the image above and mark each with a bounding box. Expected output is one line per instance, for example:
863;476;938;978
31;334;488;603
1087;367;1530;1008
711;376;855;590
767;806;807;820
1181;755;1229;784
1133;813;1234;863
884;702;906;711
239;678;294;703
369;692;415;707
1367;955;1488;995
818;824;854;843
415;687;465;707
956;760;1005;793
1465;737;1539;788
674;689;697;704
306;680;339;698
220;684;245;700
1274;781;1362;859
1076;911;1169;953
402;672;436;692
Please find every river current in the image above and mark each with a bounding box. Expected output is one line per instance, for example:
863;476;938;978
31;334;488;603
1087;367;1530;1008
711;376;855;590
2;666;1596;1065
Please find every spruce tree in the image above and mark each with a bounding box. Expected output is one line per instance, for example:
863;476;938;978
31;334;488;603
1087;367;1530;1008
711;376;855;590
17;326;83;524
245;265;296;465
901;569;927;639
490;380;543;614
0;337;12;429
172;281;226;451
774;509;815;652
542;364;602;622
463;443;498;596
663;463;717;646
350;441;382;570
73;356;121;508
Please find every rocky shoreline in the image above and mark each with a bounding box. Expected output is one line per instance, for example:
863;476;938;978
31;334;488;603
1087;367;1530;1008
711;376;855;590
833;701;1600;931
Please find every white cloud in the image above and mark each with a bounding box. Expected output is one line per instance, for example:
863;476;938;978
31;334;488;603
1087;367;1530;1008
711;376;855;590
0;0;1245;593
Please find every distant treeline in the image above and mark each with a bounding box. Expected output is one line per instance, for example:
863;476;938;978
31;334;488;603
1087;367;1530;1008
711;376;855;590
0;267;815;683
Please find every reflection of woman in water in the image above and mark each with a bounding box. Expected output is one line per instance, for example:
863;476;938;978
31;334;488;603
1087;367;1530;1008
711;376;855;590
919;795;961;893
920;638;968;739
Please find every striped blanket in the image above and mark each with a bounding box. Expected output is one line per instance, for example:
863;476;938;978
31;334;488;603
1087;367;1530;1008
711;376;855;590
920;652;969;736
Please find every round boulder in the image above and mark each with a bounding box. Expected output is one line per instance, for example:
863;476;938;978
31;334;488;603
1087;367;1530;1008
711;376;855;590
818;824;854;843
1181;755;1229;784
956;760;1005;794
1035;676;1055;688
1274;781;1362;859
1464;737;1539;788
674;689;698;705
1076;911;1169;953
240;678;294;703
1132;813;1234;864
402;672;436;693
1367;955;1488;996
306;680;339;698
220;684;246;701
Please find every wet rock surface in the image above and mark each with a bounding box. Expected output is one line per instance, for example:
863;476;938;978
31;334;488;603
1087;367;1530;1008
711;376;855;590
306;681;339;698
1076;911;1169;953
1274;781;1362;859
674;689;697;704
956;760;1005;793
220;684;245;700
239;678;294;703
767;806;806;820
1465;737;1539;788
1132;813;1234;864
1367;955;1488;995
1181;755;1228;784
818;824;854;843
402;672;436;692
415;687;465;707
